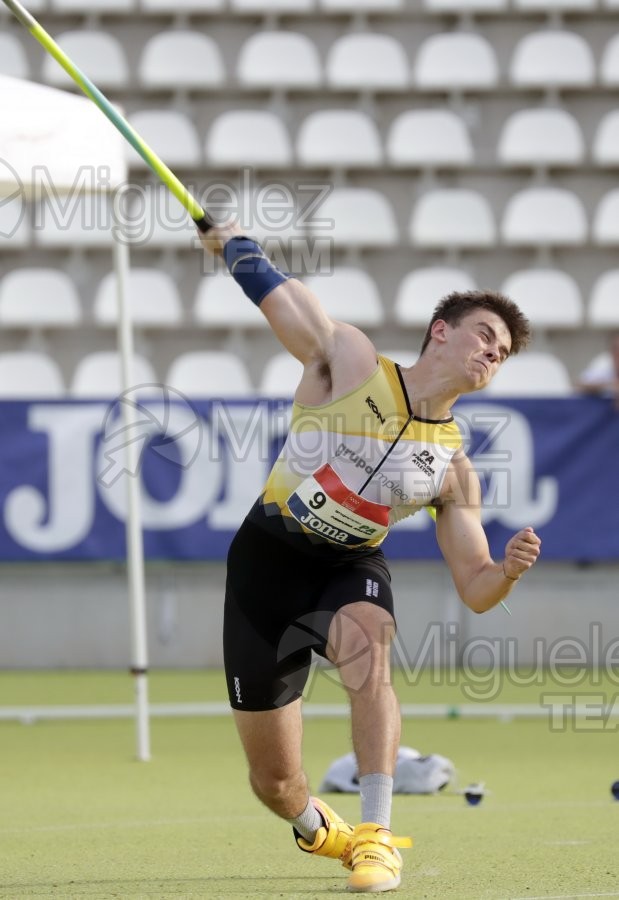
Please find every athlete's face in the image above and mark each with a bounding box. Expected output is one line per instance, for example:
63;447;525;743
445;310;512;390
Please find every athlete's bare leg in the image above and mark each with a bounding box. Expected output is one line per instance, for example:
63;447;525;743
233;699;310;818
327;601;400;777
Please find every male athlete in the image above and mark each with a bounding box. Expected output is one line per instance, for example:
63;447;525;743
200;221;541;893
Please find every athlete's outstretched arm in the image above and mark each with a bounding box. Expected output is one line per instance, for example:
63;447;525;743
199;221;376;376
435;453;541;613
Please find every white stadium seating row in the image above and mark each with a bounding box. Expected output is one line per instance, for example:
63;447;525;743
0;0;407;12
8;187;619;249
4;30;619;91
0;6;615;408
0;348;579;399
119;107;619;170
1;267;618;329
4;0;619;15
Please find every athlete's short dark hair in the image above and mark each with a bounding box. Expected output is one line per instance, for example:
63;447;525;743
419;290;531;357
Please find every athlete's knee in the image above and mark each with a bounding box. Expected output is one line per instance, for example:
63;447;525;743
248;766;306;807
327;603;394;663
328;604;395;693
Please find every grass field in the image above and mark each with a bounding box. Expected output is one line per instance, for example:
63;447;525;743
1;669;618;900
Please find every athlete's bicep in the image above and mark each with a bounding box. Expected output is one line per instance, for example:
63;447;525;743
260;281;379;397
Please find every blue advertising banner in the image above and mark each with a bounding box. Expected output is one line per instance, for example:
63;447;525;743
0;394;617;561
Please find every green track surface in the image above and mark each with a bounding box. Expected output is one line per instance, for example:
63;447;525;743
1;670;618;899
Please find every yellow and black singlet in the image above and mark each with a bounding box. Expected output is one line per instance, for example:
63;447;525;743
247;355;463;556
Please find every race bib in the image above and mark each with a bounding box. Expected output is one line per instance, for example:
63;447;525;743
287;463;390;546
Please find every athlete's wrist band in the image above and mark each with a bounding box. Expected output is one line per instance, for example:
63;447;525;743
223;236;291;306
502;562;520;582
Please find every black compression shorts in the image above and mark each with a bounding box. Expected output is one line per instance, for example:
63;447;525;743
223;516;394;711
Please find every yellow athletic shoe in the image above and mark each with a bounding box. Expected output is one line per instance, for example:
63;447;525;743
294;797;354;869
346;823;413;893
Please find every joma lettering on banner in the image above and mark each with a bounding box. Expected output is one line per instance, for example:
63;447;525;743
2;400;284;552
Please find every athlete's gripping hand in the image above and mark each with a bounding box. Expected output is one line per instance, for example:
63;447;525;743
199;218;243;257
503;527;541;581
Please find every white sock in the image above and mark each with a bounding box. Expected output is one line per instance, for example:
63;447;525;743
359;774;393;828
288;798;323;842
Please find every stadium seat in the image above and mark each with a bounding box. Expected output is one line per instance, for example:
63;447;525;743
70;352;157;397
302;269;384;326
325;34;409;90
591;190;619;244
509;31;595;88
258;352;303;397
484;352;572;397
307;187;398;246
413;34;499;91
125;186;197;249
422;0;506;10
589;271;619;326
232;0;315;10
138;32;225;89
94;269;183;327
0;268;82;327
225;187;303;243
592;111;619;165
497;109;585;167
386;110;473;168
501;188;588;246
320;0;403;9
236;32;322;88
0;352;65;398
140;0;223;10
33;193;116;248
50;0;135;10
600;34;619;85
194;271;269;329
41;32;129;89
0;34;30;79
409;190;496;248
296;110;383;168
0;0;45;11
206;111;293;168
126;111;202;169
0;201;32;250
500;269;583;328
165;352;254;398
394;268;477;325
513;0;594;9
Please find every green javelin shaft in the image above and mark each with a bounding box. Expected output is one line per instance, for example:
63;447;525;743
2;0;211;232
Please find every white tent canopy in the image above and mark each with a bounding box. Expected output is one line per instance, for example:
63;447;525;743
0;74;150;761
0;74;126;195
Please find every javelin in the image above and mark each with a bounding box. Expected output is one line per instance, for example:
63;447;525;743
2;0;213;233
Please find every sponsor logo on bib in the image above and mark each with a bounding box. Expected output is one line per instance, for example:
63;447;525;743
287;463;390;547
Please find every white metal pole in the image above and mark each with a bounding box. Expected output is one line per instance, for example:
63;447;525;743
112;229;151;762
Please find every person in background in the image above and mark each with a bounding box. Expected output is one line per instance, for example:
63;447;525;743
576;332;619;405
